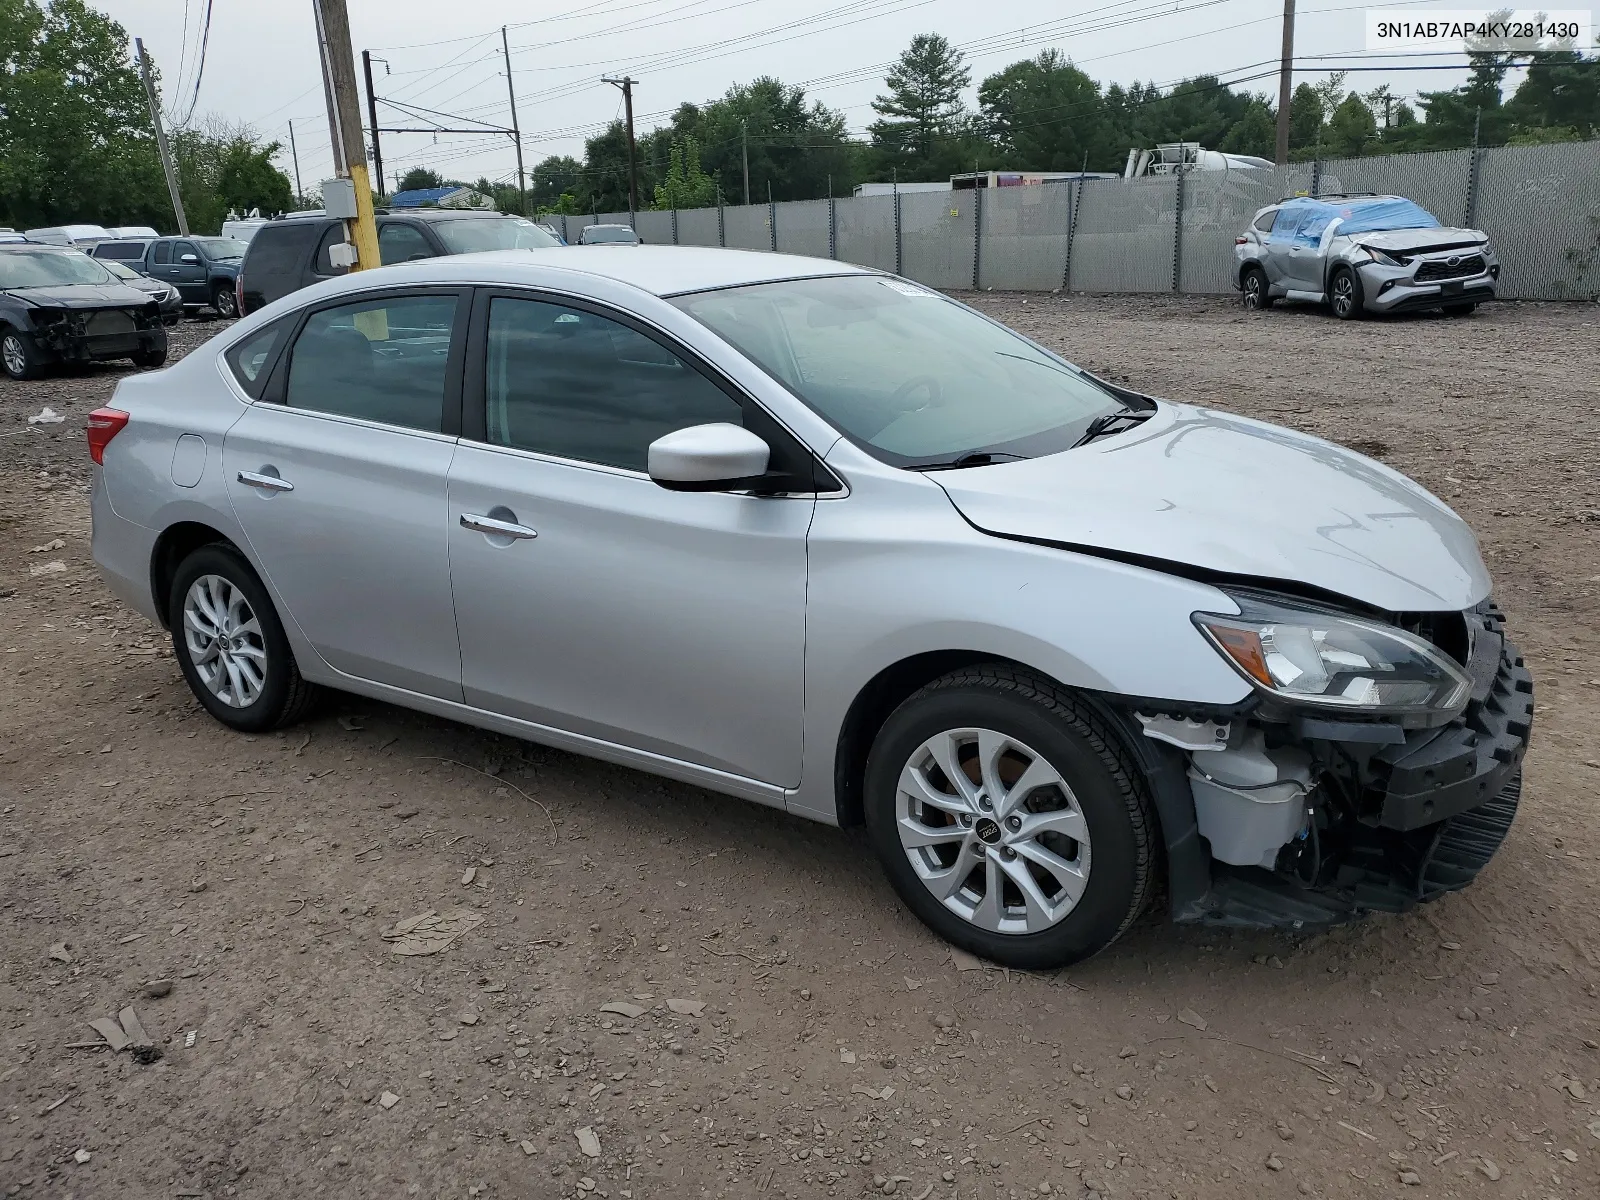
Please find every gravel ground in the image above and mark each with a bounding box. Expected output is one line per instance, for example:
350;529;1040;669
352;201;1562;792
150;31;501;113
2;295;1598;1200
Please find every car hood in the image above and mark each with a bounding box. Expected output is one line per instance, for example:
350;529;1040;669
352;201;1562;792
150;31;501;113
1353;226;1487;253
3;283;157;308
932;402;1490;614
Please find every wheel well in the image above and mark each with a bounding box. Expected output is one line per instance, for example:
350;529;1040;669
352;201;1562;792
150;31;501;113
150;522;238;628
834;651;1027;828
1238;259;1264;286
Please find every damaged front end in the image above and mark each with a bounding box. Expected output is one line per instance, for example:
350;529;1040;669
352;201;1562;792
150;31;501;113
1137;597;1532;929
28;301;165;363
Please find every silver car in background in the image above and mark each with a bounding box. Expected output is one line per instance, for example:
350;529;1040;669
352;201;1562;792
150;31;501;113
1235;193;1498;318
89;248;1530;967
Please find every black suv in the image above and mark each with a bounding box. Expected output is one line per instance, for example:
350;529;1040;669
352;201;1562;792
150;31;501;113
92;236;248;317
236;210;560;314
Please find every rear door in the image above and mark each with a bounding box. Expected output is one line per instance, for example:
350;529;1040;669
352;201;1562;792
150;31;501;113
222;288;468;698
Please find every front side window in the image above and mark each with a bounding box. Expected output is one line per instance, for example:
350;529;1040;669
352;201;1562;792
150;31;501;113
430;217;558;254
150;241;172;265
483;296;741;471
174;240;200;263
285;294;458;432
379;223;434;265
673;275;1121;468
194;237;246;260
313;225;348;276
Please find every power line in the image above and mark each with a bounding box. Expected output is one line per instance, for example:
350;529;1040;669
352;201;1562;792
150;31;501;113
173;0;214;129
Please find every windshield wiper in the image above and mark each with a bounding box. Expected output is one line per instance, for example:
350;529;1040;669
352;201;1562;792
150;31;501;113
908;450;1029;472
1072;406;1154;448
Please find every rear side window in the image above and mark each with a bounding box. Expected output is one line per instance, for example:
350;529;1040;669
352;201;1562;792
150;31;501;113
243;223;319;277
224;320;289;397
1253;210;1277;233
150;241;172;265
284;294;458;432
96;242;146;261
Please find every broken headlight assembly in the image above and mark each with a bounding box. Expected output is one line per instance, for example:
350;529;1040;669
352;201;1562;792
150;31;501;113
1194;594;1471;721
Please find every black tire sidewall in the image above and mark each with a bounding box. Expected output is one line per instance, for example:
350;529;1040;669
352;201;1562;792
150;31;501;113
2;330;39;380
213;284;237;318
1331;267;1363;319
864;682;1148;969
168;544;296;732
1242;266;1269;308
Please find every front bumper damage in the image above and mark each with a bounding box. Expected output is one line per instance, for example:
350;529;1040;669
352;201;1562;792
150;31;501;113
1152;603;1532;929
29;304;166;362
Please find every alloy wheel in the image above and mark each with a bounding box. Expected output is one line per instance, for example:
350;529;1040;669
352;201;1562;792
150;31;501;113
1244;275;1264;309
215;288;237;318
2;335;26;377
182;574;267;708
895;727;1091;935
1331;273;1355;317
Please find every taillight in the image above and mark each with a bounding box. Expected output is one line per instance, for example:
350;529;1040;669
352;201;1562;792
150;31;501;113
235;272;246;317
87;408;129;465
1234;235;1249;245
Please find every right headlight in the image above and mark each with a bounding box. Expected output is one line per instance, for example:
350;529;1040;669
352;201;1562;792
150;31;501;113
1194;595;1471;719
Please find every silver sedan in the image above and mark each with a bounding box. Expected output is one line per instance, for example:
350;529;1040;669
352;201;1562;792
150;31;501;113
90;247;1528;966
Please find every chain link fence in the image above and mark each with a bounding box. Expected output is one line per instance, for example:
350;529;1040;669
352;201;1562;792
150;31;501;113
539;140;1599;299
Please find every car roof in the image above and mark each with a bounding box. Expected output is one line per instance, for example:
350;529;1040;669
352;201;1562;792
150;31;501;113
0;243;78;253
336;246;871;298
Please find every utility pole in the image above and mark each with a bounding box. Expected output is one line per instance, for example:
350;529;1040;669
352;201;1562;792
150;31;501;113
741;119;751;206
502;27;527;215
361;51;384;200
602;76;639;219
1275;0;1296;166
312;0;380;271
288;119;304;205
135;38;189;235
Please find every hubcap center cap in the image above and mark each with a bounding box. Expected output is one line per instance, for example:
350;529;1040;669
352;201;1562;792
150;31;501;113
973;816;1003;845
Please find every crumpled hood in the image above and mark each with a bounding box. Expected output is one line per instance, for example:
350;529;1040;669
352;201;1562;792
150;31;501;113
1355;226;1487;253
934;402;1490;613
3;283;156;308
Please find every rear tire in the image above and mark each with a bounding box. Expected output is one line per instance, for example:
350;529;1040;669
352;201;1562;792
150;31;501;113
1;329;45;380
1241;265;1273;310
863;665;1157;969
168;543;320;732
1329;266;1364;320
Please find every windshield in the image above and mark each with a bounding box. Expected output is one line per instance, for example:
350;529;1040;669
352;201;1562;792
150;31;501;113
0;250;117;289
582;226;638;244
673;275;1122;466
432;217;560;254
195;237;247;260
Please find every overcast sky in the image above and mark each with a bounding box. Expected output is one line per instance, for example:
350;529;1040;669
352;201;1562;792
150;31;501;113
99;1;1496;193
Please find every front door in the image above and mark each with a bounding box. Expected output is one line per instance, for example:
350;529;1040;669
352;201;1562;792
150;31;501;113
170;240;209;303
446;292;813;786
222;289;468;699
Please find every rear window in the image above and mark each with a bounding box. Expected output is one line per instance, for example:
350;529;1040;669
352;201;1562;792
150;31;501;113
95;242;148;261
244;222;321;277
1253;210;1277;233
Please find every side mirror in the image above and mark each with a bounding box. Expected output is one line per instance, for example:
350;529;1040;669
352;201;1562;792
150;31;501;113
647;423;770;492
180;253;199;264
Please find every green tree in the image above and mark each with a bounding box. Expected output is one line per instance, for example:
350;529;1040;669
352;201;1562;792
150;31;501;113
1326;93;1378;157
0;0;169;228
529;155;585;211
1219;105;1275;158
869;33;973;176
396;167;445;192
1504;42;1600;138
1288;82;1325;156
653;137;716;210
979;50;1115;170
169;120;293;233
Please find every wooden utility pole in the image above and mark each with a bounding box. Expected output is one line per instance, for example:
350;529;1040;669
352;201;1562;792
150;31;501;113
312;0;380;270
288;119;304;204
135;38;189;235
502;27;526;215
1275;0;1296;166
603;76;639;219
361;51;385;199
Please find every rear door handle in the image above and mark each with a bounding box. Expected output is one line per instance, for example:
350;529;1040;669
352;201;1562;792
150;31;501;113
237;470;294;493
460;513;538;540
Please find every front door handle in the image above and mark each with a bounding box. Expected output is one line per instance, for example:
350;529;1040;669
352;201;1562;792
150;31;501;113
238;470;294;493
461;513;537;540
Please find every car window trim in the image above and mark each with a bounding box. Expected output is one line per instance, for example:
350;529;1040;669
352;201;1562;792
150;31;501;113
221;315;295;400
460;284;840;494
259;284;471;438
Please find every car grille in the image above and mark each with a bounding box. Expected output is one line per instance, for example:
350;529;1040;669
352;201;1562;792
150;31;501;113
1415;255;1485;282
85;310;137;336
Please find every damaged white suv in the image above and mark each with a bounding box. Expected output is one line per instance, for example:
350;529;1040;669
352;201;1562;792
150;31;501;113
89;250;1532;968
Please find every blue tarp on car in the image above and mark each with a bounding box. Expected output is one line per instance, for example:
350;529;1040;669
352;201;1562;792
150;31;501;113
1267;196;1441;246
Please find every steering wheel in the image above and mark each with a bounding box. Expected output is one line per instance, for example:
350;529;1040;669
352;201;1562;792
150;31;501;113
891;374;944;410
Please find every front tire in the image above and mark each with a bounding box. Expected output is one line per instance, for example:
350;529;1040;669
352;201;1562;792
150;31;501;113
1;329;45;380
168;544;320;732
131;347;167;369
212;282;238;319
1241;265;1273;310
1329;266;1364;320
863;665;1157;969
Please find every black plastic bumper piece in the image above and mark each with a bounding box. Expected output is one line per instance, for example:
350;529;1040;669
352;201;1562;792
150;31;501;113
1374;612;1533;832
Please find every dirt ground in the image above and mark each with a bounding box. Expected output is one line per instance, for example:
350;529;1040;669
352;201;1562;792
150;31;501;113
2;294;1598;1200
